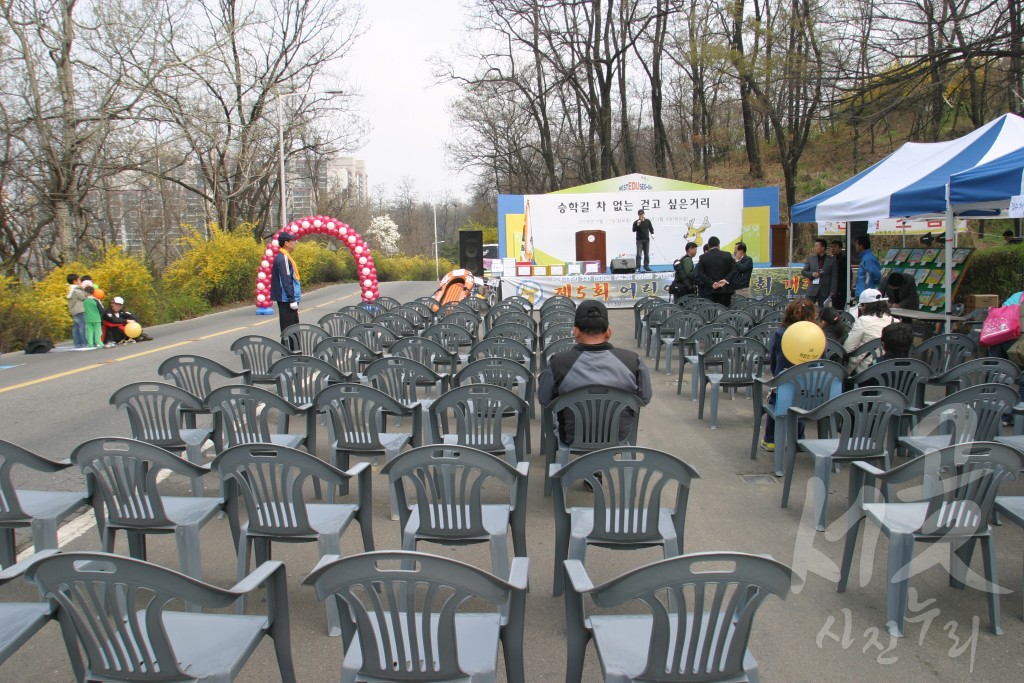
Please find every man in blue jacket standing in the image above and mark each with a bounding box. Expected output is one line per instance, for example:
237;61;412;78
270;232;301;339
854;234;881;298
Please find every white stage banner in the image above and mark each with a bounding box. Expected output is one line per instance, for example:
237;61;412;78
521;189;744;263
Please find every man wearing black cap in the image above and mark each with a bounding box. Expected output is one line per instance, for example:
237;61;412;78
539;299;652;446
632;209;654;272
270;232;301;338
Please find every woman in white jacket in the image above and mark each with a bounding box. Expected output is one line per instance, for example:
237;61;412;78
843;289;893;373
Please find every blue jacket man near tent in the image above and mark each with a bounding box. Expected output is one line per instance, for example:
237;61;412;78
854;234;881;298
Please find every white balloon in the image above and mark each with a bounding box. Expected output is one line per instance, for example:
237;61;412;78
339;227;348;236
261;260;270;268
363;290;373;299
257;272;267;280
347;235;356;244
361;267;370;276
301;221;310;229
358;257;367;266
313;219;322;227
355;246;364;255
256;294;266;303
256;282;265;290
326;221;335;230
265;249;274;258
271;240;279;248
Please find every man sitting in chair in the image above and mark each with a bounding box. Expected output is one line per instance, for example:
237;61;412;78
539;299;652;445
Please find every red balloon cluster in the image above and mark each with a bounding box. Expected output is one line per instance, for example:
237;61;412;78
254;215;379;310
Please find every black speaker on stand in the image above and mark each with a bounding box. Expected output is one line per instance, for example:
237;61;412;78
459;230;484;277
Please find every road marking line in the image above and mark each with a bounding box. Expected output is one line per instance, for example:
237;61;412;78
0;364;106;394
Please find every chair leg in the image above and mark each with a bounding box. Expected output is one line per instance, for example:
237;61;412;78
690;365;700;401
980;535;1003;635
886;533;915;637
697;378;707;420
0;528;16;568
750;410;763;460
838;516;863;593
950;538;978;589
175;525;203;580
812;456;833;532
318;532;343;637
30;517;60;554
709;383;720;429
781;445;798;509
126;531;147;562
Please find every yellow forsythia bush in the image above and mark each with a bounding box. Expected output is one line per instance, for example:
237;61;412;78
291;241;346;285
0;275;69;352
162;224;263;307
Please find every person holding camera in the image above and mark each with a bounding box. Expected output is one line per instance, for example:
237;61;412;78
669;242;698;302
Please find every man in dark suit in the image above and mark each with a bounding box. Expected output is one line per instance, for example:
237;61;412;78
830;239;848;307
801;238;837;306
695;236;738;306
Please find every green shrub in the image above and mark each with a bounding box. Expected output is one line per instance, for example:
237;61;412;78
292;242;345;284
956;246;1024;302
158;289;213;322
374;254;457;282
163;224;263;307
335;251;358;281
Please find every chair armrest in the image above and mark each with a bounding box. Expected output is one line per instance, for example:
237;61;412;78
562;560;595;594
515;462;530;477
342;461;372;477
851;461;886;478
230;559;286;594
507;557;529;590
235;369;253;385
548;463;563;479
0;548;60;584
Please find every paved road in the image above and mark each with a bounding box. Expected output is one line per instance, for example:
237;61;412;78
1;282;1022;681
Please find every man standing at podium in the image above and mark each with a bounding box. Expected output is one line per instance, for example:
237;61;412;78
632;209;654;272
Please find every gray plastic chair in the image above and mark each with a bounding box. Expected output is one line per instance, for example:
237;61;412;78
823;337;846;364
365;356;448;444
632;296;663;346
315;383;416;516
280;323;330;355
931;356;1020;395
539;311;575;333
541;295;575;315
317;311;361;337
743;321;776;350
339;304;374;324
442;309;482;340
468;336;536;374
348;322;399;354
206;384;307;453
992;495;1024;619
374;312;418;338
422;322;476;358
504;295;534;312
0;442;87;568
381;444;529;581
651;311;702;373
305;550;528;683
484;322;538;351
400;300;436;325
486;310;536;335
849;357;932;408
541;336;576;370
229;335;292;386
389;305;429;333
550;446;700;596
372;295;401;311
641;303;677;356
313;336;380;381
428;384;528;466
898;383;1018;457
563;552;794;683
390;335;460;376
27;551;296;683
541;386;645;496
158;355;251;399
912;333;978;376
213;444;374;637
715;309;755;335
781;386;907;531
267;355;345;460
745;301;778;324
675;323;739;398
109;382;213;492
749;359;847;475
539;322;574;350
696;337;769;429
0;550;57;666
839;442;1022;636
72;438;222;581
846;337;882;371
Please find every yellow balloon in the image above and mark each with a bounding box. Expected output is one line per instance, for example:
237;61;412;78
781;320;826;365
124;320;142;339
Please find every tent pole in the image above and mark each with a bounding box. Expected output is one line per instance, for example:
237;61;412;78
944;208;954;332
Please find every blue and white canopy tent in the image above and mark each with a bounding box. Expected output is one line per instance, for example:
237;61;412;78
791;113;1024;311
948;146;1024;216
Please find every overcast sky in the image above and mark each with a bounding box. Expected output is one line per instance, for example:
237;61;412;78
344;0;471;202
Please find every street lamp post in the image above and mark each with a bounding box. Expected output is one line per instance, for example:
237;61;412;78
276;89;344;229
433;202;440;280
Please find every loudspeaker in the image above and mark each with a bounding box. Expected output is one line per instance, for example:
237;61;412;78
610;257;636;274
459;230;484;277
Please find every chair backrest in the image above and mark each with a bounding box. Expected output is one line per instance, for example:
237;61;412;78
305;551;517;682
280;323;330;355
468;337;535;371
911;383;1019;445
548;386;644;452
744;302;778;324
422;322;475;354
484;322;537;350
314;337;380;378
428;384;527;453
400;301;435;324
389;336;459;375
230;335;291;380
813;386;907;458
540;295;575;316
0;441;70;522
388;306;427;330
158;354;248;398
698;337;768;385
555;446;699;544
338;305;374;324
850;357;932;407
932;356;1020;393
644;303;678;328
317;311;361;337
267;355;344;405
373;313;418;338
694;302;729;323
382;445;523;540
315;383;409;450
364;356;443;405
660;311;703;342
438;310;480;340
743;321;777;350
373;296;401;311
583;552;793;683
71;438;198;528
455;357;536;406
912;333;978;375
206;384;298;449
773;360;847;414
822;338;846;364
28;552;241;681
487;301;528;326
109;382;203;448
539;312;575;332
847;337;882;366
714;310;755;334
487;310;536;333
348;323;399;353
213;444;350;537
504;295;534;312
682;323;740;356
541;323;575;348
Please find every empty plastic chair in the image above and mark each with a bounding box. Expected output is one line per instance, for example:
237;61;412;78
695;337;768;429
390;335;460;377
305;551;527;683
280;323;330;355
230;335;291;386
898;383;1018;457
313;336;380;381
206;384;307;453
0;442;87;568
158;355;251;399
931;356;1020;395
72;438;222;580
27;551;296;682
912;333;978;376
849;357;931;408
467;336;536;374
347;322;399;354
428;384;528;466
0;550;56;666
550;446;700;596
563;552;794;683
317;311;361;337
373;312;418;338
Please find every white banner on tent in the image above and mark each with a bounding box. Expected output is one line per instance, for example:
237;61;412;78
817;217;967;236
1009;195;1024;218
522;189;744;262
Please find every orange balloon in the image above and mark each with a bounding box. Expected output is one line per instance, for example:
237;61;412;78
93;288;105;300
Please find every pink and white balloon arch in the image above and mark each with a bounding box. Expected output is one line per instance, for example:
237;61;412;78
254;215;379;313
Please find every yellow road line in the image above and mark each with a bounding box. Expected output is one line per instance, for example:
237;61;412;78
0;290;359;395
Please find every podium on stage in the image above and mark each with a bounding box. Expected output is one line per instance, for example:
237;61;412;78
575;230;606;269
